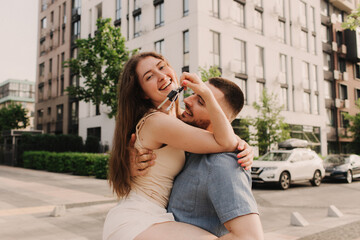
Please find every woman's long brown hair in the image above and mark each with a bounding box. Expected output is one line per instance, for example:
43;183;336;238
108;52;180;198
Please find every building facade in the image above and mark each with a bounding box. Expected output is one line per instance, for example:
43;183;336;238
36;0;360;155
0;79;35;130
35;0;77;135
320;0;360;153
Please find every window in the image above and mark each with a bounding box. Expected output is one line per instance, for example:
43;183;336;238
73;20;81;40
256;82;264;101
48;80;52;98
326;108;334;126
41;0;47;11
355;89;360;101
336;31;343;46
309;6;315;32
38;84;44;101
355;64;360;79
233;39;246;74
37;109;44;124
324;80;332;99
311;65;318;91
155;1;164;28
87;127;101;141
134;14;141;37
302;61;310;89
277;0;284;17
277;20;286;43
323;52;331;71
183;30;189;67
210;0;219;18
255;46;264;79
61;52;65;74
254;9;263;34
340;111;349;128
47;107;51;115
281;87;288;110
313;94;319;115
310;34;316;54
303;92;311;113
338;57;346;73
116;0;121;20
63;3;67;24
71;102;79;124
183;0;189;16
51;11;54;23
299;1;307;28
41;17;47;29
320;0;328;16
57;104;64;121
232;1;245;27
339;84;348;100
134;0;141;10
72;0;81;12
300;30;308;51
210;31;220;67
96;3;102;19
279;54;287;84
235;76;247;104
155;39;164;55
321;24;330;43
49;58;52;73
39;63;45;77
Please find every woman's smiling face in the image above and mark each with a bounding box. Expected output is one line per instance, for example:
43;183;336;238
136;56;178;107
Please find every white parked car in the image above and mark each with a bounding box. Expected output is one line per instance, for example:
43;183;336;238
251;148;325;190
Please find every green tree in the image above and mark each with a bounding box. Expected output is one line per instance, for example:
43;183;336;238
198;66;222;82
64;18;137;118
342;7;360;30
0;103;29;132
250;89;290;155
343;99;360;154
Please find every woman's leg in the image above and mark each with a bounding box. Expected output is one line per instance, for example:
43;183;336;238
135;221;216;240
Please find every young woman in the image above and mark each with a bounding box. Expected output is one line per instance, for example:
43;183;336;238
103;52;239;240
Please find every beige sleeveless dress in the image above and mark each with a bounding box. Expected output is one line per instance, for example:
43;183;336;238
103;111;185;240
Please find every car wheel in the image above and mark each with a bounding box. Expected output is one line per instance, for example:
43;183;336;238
310;170;322;186
279;172;290;190
346;170;353;184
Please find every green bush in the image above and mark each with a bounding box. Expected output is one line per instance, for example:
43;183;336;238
94;154;109;179
22;151;109;179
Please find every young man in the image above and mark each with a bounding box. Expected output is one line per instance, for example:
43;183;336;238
132;77;263;239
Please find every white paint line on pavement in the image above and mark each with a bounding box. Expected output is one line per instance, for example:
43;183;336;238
0;205;55;217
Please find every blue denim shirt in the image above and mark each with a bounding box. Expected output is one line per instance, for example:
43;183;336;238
167;152;259;237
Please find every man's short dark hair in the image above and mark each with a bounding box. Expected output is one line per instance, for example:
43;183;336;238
208;77;244;117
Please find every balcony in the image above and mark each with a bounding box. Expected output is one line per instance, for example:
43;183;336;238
329;0;356;13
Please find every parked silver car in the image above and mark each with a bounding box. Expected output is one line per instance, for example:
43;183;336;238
251;148;325;190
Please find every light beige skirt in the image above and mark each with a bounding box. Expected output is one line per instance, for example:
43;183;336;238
103;191;175;240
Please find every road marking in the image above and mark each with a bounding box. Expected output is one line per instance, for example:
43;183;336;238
0;205;55;217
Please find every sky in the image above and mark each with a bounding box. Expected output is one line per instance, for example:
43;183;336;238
0;0;39;83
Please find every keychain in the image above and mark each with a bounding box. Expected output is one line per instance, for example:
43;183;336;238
157;86;184;111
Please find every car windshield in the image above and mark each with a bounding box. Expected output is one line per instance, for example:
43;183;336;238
259;152;291;161
324;155;350;164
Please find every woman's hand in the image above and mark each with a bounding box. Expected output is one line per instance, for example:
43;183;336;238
180;72;211;99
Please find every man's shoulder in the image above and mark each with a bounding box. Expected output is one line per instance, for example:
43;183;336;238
206;152;238;166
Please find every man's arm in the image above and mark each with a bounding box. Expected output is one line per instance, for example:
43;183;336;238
128;133;156;176
218;214;264;240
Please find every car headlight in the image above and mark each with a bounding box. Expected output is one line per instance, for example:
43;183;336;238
263;167;278;171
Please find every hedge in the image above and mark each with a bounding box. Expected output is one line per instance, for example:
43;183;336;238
23;151;109;179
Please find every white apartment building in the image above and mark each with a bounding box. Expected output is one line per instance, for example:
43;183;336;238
78;0;331;154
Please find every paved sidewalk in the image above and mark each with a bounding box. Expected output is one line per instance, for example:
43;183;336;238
0;165;116;240
1;165;360;240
